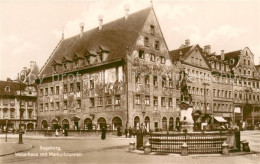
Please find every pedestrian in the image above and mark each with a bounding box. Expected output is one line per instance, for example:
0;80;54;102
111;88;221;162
55;129;59;137
101;126;106;140
117;126;120;136
125;127;128;138
64;127;68;136
129;127;132;138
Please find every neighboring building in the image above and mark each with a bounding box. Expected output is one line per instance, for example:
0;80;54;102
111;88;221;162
170;42;214;128
37;6;180;131
222;48;260;126
170;42;260;127
206;48;234;125
0;80;37;131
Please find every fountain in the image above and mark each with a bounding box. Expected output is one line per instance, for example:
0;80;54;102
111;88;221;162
178;70;194;132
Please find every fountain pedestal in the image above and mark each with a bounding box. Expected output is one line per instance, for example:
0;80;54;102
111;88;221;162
179;101;194;132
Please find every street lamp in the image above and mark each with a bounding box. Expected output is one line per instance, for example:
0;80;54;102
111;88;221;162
18;70;26;144
202;82;210;123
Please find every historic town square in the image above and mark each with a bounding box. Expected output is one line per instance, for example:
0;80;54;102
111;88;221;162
0;0;260;164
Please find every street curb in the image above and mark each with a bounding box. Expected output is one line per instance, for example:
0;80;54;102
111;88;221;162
0;142;33;157
126;149;254;157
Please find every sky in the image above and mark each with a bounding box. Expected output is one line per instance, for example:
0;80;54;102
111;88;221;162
0;0;260;80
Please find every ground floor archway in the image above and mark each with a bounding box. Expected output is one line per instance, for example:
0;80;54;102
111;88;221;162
41;120;48;129
97;117;106;130
134;116;140;129
112;117;122;130
62;119;69;129
84;118;92;130
145;116;150;132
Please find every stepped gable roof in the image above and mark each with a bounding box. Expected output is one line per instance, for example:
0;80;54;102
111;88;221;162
40;7;152;76
0;81;26;97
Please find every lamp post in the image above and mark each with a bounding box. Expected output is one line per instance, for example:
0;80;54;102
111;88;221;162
202;82;210;123
18;70;26;144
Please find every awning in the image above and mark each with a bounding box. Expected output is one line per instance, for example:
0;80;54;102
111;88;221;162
214;117;227;123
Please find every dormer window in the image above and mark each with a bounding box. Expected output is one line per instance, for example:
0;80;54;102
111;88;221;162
230;59;234;65
150;25;155;35
53;65;57;72
5;86;10;92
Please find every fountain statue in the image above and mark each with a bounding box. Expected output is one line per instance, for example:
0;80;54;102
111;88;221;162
178;70;194;132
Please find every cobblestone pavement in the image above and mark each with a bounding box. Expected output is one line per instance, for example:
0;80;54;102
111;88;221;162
0;131;259;164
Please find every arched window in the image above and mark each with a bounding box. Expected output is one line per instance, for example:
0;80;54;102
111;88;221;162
97;117;106;130
169;117;174;131
134;116;140;129
162;117;167;131
62;119;69;129
84;118;92;130
41;120;48;129
112;117;122;130
144;117;150;132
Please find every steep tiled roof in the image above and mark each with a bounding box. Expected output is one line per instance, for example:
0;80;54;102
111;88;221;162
40;7;152;76
222;50;241;67
0;81;26;97
169;46;192;61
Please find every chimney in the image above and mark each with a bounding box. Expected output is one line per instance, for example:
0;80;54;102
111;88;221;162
98;15;103;31
185;39;190;47
204;45;211;54
124;4;129;20
79;23;84;38
30;61;36;70
221;50;225;60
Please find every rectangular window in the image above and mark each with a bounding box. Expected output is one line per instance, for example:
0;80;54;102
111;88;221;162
45;88;48;96
169;79;173;88
153;76;158;87
160;56;165;64
169;98;173;106
150;25;155;35
98;97;103;106
145;75;149;85
135;73;141;83
50;87;54;95
150;53;155;62
77;82;81;92
106;96;112;105
40;89;43;96
115;95;120;105
90;98;95;107
135;95;141;104
191;57;194;64
162;78;166;88
144;37;149;47
40;104;43;112
77;100;81;108
155;41;159;50
90;80;94;89
70;83;74;92
45;103;48;111
56;102;60;110
199;59;202;66
161;97;166;106
139;50;144;59
153;96;158;106
50;102;54;110
64;101;67;109
56;86;60;95
64;84;68;94
145;96;150;105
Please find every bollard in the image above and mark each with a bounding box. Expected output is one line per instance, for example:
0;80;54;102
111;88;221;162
222;141;229;155
242;140;250;152
181;142;188;156
129;141;135;151
144;142;151;155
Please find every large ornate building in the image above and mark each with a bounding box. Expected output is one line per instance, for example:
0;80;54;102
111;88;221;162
37;6;180;131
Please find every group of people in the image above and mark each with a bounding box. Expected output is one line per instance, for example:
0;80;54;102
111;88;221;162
124;127;135;138
53;127;68;137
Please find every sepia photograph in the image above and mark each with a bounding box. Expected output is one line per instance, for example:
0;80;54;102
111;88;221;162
0;0;260;163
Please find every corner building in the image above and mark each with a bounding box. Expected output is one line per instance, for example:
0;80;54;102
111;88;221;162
37;7;179;131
